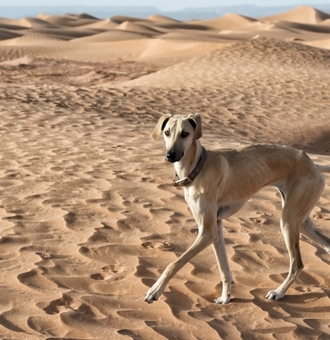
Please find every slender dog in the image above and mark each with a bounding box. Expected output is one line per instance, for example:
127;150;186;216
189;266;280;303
144;113;330;304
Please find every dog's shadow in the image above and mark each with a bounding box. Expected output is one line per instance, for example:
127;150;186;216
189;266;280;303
249;286;330;332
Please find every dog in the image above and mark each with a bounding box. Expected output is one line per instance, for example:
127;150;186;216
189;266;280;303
144;113;330;304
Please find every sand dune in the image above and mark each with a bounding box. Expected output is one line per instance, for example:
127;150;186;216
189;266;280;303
71;30;152;43
148;14;181;23
305;38;330;49
20;17;59;29
115;21;162;36
275;20;330;34
0;4;330;339
262;5;330;24
195;13;257;30
37;13;99;28
120;38;330;87
323;18;330;25
0;28;22;41
110;15;150;24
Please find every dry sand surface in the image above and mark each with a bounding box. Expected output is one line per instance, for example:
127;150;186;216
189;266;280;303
0;4;330;339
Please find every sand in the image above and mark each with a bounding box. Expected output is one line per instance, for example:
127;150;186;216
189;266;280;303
0;4;330;339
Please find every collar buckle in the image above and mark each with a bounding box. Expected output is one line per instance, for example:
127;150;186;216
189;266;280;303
173;176;192;188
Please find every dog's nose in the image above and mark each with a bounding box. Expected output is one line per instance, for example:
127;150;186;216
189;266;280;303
165;151;177;162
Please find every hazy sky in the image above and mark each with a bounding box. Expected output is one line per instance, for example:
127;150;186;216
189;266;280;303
2;1;326;11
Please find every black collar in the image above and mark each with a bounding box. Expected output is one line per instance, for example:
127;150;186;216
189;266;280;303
173;147;208;187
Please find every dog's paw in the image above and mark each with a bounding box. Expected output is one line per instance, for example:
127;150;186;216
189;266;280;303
265;290;284;301
214;295;230;305
144;284;163;304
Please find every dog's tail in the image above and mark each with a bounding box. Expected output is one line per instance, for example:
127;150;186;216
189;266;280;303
317;165;330;174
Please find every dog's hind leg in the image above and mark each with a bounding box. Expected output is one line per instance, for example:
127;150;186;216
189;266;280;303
265;172;328;301
212;220;232;304
266;176;324;300
266;213;304;300
301;217;330;254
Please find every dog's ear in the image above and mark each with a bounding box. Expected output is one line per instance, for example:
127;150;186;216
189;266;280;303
188;113;202;140
151;114;172;140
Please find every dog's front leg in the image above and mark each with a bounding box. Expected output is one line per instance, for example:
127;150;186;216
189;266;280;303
144;228;216;303
212;220;232;304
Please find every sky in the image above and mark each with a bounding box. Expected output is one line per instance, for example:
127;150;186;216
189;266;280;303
1;1;327;11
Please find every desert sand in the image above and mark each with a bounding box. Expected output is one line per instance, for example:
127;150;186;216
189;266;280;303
0;4;330;339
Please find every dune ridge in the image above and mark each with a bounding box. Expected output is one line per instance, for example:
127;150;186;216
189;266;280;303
0;5;330;339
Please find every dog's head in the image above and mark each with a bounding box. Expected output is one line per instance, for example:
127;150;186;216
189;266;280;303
151;114;202;163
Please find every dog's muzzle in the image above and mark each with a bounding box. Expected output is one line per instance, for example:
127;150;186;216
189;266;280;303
165;151;182;163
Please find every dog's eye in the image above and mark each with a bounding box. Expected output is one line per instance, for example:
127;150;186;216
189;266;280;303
164;130;170;137
181;131;189;138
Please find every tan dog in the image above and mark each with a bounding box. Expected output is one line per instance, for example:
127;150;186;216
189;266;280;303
144;113;330;304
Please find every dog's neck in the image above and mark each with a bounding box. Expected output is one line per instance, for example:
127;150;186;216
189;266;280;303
174;140;202;180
